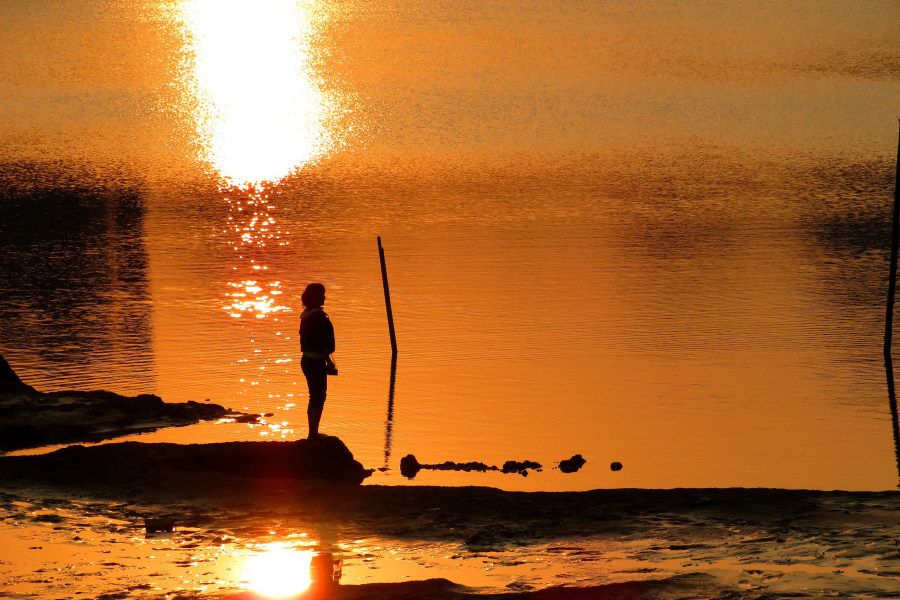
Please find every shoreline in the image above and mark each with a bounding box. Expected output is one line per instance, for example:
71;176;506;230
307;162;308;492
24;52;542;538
4;360;900;598
4;450;899;544
0;354;263;453
3;479;900;598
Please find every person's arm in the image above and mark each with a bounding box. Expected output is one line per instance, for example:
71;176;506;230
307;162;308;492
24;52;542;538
323;317;336;355
320;315;337;371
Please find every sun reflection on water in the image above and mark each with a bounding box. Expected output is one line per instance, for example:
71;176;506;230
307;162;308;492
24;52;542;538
243;544;314;597
175;0;333;424
225;280;290;318
181;0;331;186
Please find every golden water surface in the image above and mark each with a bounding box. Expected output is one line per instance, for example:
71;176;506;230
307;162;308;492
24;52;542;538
1;0;899;491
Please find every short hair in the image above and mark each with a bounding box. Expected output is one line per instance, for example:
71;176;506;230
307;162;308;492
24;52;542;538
301;283;326;307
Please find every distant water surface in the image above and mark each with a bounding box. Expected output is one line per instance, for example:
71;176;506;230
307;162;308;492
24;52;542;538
1;0;899;491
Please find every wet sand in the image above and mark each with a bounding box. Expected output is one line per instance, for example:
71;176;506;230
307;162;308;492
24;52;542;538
2;457;900;598
214;573;718;599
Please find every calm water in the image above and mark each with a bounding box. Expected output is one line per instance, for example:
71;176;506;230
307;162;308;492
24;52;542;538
1;0;899;491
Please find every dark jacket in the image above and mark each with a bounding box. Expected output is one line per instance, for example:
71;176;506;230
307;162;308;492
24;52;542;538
300;308;335;356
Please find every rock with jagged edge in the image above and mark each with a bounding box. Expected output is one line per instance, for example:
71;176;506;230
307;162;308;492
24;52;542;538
0;435;373;485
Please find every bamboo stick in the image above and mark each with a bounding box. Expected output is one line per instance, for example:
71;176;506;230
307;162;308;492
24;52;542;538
885;121;900;356
378;236;398;356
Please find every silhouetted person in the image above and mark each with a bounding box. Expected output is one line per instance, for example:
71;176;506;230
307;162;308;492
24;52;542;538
299;283;336;439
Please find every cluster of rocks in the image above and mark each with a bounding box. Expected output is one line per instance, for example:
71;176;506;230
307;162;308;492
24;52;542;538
399;454;600;479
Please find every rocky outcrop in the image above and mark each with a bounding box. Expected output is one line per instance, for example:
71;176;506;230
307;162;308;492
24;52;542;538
0;435;373;485
0;354;36;394
0;353;255;452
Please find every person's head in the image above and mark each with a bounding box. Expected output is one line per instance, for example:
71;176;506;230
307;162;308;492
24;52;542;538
301;283;326;308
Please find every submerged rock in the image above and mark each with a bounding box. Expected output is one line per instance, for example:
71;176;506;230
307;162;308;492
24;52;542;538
0;435;374;486
558;454;587;473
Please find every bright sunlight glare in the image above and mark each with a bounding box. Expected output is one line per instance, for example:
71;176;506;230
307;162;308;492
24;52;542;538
180;0;331;186
243;545;314;597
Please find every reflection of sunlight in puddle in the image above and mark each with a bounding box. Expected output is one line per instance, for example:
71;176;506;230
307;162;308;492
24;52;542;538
243;544;313;597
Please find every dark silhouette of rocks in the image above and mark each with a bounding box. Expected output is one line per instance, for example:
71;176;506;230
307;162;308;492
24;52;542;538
399;454;423;478
0;353;257;451
400;454;500;479
558;454;586;473
502;460;542;476
0;354;36;394
611;462;623;471
0;435;373;485
400;455;544;479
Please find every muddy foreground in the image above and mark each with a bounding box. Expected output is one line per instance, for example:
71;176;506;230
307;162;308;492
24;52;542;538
2;457;900;599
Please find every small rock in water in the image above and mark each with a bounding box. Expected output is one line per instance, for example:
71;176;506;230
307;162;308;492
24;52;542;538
610;462;623;471
501;460;541;474
399;454;421;479
145;517;176;533
558;454;586;473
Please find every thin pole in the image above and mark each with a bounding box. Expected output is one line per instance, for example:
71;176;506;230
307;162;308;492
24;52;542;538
383;353;397;469
885;121;900;356
378;236;398;356
885;354;900;487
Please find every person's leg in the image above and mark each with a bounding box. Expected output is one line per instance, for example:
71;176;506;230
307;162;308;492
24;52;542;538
302;356;328;438
308;403;323;437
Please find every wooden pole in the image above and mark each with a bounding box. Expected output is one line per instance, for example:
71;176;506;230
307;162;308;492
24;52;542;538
378;236;398;356
885;121;900;356
885;355;900;486
383;353;397;468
